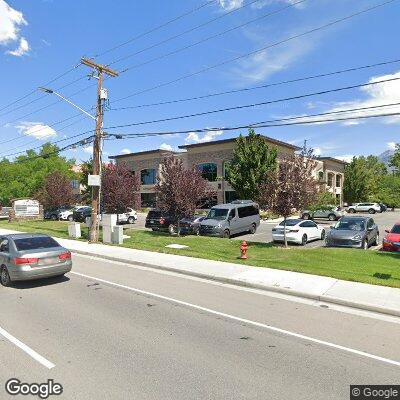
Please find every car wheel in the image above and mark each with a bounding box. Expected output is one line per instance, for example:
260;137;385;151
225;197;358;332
249;223;257;234
368;208;376;214
223;230;230;239
50;214;57;221
301;234;308;246
0;266;11;287
362;240;368;250
302;213;310;220
320;229;326;240
127;217;135;224
372;232;379;246
328;214;336;221
168;224;176;235
348;208;355;213
67;215;74;222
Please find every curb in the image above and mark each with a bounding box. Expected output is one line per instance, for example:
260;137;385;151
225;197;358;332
71;249;400;319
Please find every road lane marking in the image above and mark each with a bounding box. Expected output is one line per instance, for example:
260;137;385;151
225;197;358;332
71;271;400;368
0;326;55;369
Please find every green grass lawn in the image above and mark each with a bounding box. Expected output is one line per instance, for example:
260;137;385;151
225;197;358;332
1;219;399;288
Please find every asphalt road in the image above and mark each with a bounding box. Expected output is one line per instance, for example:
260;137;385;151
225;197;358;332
1;254;399;399
126;210;400;248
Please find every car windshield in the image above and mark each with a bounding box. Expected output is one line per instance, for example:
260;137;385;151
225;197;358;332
206;208;229;220
279;219;301;226
391;225;400;234
335;219;365;231
14;236;60;251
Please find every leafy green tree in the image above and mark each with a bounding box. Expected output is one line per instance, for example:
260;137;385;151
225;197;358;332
0;144;76;206
389;143;400;174
343;156;387;203
226;129;277;200
307;191;337;212
376;175;400;208
79;159;93;204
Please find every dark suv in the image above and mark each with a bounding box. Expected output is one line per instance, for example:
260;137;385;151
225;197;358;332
72;206;92;222
145;210;174;231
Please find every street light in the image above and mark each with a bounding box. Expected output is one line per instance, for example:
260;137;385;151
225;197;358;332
38;87;96;120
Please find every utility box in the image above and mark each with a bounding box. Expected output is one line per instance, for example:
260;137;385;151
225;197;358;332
103;225;113;244
112;225;123;245
102;214;117;227
68;222;81;239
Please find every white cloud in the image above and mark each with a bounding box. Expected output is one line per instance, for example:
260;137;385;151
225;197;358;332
185;130;224;144
252;0;307;10
83;146;93;154
313;147;322;156
120;148;131;154
388;142;397;151
218;0;243;11
324;71;400;125
0;1;30;56
335;155;354;163
6;36;29;56
159;143;173;151
15;122;56;139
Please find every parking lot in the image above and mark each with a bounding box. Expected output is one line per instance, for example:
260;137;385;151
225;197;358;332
127;210;400;249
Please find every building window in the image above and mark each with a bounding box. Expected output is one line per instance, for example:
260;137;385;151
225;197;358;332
223;161;231;180
318;171;324;181
225;191;238;203
336;175;341;187
141;169;156;185
197;163;217;182
141;193;156;208
327;173;333;187
71;180;80;189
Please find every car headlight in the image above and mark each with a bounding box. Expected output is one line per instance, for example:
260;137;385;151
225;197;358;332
353;234;362;240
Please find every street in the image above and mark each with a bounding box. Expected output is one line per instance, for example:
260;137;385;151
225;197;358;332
1;254;399;399
126;210;400;248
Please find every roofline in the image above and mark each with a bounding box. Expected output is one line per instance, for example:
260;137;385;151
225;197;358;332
317;156;349;165
109;149;175;159
178;135;301;150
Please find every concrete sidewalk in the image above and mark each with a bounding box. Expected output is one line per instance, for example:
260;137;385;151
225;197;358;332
1;228;399;317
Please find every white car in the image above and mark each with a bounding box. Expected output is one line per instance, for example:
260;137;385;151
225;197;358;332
117;208;138;224
272;218;326;246
58;208;75;221
347;203;381;214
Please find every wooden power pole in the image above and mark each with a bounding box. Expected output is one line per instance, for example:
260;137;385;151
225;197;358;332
81;58;118;243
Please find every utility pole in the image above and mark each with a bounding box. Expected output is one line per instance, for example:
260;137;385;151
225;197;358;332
80;58;118;243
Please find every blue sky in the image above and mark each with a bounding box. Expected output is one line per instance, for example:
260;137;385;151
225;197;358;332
1;0;399;163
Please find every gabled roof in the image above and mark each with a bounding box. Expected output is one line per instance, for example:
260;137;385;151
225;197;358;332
109;149;174;159
317;156;349;165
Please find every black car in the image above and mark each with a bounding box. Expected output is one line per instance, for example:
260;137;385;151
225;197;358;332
145;210;174;231
73;206;92;222
44;206;72;221
179;215;206;235
379;203;387;212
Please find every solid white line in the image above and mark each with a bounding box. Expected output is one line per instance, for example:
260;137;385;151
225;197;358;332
71;271;400;368
0;326;55;369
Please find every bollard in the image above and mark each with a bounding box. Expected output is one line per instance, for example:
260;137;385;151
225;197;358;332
240;241;249;259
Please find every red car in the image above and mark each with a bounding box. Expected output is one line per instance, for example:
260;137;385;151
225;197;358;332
382;222;400;252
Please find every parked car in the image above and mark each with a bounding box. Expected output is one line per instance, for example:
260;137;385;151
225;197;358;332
379;203;388;212
0;234;72;286
59;207;75;221
300;206;343;221
117;208;138;224
382;222;400;252
44;206;73;221
272;219;325;246
347;203;381;214
325;216;379;250
73;206;92;222
145;209;174;231
178;215;206;235
199;200;260;238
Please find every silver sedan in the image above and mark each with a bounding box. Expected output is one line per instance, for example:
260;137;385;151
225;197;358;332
0;234;72;286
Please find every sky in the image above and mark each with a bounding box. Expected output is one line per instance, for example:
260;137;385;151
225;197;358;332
0;0;400;164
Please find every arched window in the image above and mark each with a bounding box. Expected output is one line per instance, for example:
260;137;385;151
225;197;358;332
197;163;217;182
141;169;156;185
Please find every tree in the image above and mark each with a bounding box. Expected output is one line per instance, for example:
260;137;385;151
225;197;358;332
389;143;400;174
376;175;400;208
306;191;337;213
155;157;215;234
226;129;277;200
0;143;76;206
79;158;93;204
36;171;76;209
343;156;387;203
101;163;140;214
257;149;318;247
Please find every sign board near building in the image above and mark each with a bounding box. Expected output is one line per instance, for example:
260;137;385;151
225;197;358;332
14;199;40;217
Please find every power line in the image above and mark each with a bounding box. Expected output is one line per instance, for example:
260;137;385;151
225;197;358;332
110;58;400;110
113;0;398;104
104;77;400;129
109;0;297;67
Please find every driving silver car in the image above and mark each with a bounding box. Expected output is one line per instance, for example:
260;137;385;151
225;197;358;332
0;234;72;286
325;216;379;250
301;205;343;221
